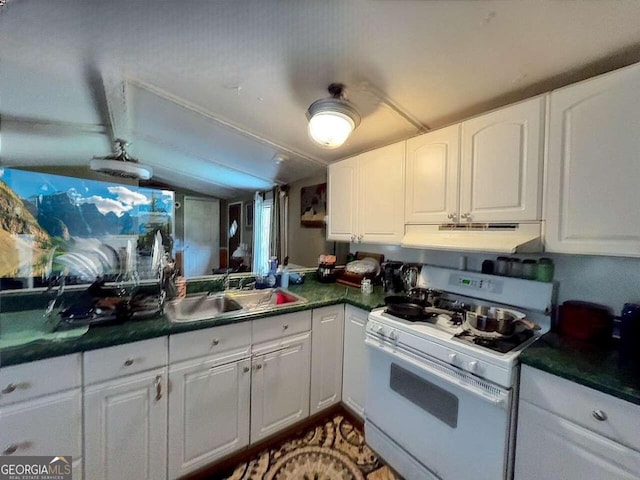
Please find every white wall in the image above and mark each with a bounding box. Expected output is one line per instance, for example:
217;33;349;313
355;243;640;314
287;173;348;267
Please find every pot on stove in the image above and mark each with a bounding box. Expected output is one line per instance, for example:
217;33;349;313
466;306;539;336
408;287;442;307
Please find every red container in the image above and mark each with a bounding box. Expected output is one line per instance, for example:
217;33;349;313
558;301;613;343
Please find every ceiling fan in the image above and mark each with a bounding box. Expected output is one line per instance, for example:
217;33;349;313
86;67;153;180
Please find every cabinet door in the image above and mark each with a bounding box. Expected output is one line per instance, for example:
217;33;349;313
342;305;369;419
358;141;405;243
168;358;251;479
545;63;640;256
84;368;168;480
460;97;544;222
405;125;460;224
327;156;359;241
0;389;82;476
310;305;345;414
250;332;311;443
515;400;640;480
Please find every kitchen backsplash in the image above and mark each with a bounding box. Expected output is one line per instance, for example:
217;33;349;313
354;243;640;314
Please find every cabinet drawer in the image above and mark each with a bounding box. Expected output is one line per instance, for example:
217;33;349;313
0;354;81;406
84;337;168;384
0;388;82;458
169;321;251;363
252;310;311;345
520;365;640;451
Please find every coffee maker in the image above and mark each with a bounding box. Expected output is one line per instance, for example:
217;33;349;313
382;261;404;294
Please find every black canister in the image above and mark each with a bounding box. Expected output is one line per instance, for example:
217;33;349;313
620;303;640;362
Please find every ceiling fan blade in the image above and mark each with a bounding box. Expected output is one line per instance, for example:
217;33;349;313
85;64;132;145
0;114;106;136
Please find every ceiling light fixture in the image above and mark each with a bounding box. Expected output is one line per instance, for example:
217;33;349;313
306;83;360;149
90;140;153;180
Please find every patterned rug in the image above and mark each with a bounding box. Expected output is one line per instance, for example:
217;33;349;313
217;414;400;480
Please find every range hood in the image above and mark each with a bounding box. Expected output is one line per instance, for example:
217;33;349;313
402;223;543;254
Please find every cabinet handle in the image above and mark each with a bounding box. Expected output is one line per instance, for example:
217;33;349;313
154;375;162;401
592;410;607;421
211;338;220;346
282;324;289;331
350;234;355;242
460;212;472;221
357;234;363;242
243;366;250;373
2;383;16;394
447;213;458;222
124;358;134;367
255;364;262;371
3;444;18;455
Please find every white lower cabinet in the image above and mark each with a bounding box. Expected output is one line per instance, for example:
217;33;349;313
515;400;640;480
250;331;311;443
0;353;83;477
342;305;369;419
0;389;83;477
310;305;345;414
84;368;168;480
515;366;640;480
167;356;251;479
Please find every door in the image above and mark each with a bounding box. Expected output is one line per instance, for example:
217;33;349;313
406;125;460;224
310;305;345;414
460;97;544;222
84;368;168;480
545;63;640;257
358;141;405;243
183;196;220;277
168;357;250;479
366;341;512;480
327;156;359;241
250;332;311;443
342;305;369;419
515;400;640;480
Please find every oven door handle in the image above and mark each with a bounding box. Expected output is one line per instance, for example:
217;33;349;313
365;337;509;408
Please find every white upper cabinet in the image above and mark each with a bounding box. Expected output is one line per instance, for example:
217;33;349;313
545;63;640;257
404;97;544;226
327;141;405;244
358;142;405;243
327;155;359;242
405;124;460;224
460;97;544;222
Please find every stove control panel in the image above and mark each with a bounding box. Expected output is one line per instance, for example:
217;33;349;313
448;273;503;294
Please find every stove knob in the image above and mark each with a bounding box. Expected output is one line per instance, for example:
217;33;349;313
375;325;386;336
448;353;458;363
388;330;398;341
468;360;479;372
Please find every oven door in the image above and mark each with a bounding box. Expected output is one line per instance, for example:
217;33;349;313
365;337;513;480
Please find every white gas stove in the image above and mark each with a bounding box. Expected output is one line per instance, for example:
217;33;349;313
365;266;554;480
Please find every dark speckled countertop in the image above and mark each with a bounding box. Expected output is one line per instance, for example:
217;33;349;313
0;280;386;368
521;332;640;405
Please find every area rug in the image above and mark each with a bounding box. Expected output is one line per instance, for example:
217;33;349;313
219;414;399;479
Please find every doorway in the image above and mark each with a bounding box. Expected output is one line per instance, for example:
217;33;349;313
183;196;220;277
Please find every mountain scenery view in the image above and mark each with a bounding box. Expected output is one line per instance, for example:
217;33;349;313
0;168;174;287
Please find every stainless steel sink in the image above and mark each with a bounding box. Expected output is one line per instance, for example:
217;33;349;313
225;288;307;310
164;293;242;323
164;288;307;323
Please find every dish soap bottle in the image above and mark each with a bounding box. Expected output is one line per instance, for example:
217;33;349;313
267;256;278;287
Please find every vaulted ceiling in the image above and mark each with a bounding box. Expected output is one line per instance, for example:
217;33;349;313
2;0;640;198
